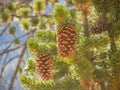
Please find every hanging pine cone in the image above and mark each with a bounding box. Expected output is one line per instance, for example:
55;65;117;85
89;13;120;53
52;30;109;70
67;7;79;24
35;54;53;81
91;18;108;34
57;24;77;58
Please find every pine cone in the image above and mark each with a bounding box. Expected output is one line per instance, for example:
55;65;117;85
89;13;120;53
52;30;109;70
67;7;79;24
57;25;77;58
91;18;108;34
35;54;53;81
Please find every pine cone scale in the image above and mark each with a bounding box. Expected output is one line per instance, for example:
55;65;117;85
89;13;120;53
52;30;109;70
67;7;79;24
57;25;77;58
91;18;108;34
35;54;53;81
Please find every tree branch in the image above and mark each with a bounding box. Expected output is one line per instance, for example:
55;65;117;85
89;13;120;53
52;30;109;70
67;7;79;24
8;44;27;90
0;44;25;56
12;13;51;19
0;23;11;37
0;55;19;77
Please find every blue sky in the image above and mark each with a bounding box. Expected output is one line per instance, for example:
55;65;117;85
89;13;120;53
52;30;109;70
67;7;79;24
0;22;27;90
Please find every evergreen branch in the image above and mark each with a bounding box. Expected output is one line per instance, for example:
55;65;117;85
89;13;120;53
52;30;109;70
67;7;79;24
20;76;55;90
24;58;35;73
107;1;119;89
36;30;56;42
20;76;81;90
27;38;43;55
53;5;70;26
20;76;39;89
27;38;57;55
84;35;109;49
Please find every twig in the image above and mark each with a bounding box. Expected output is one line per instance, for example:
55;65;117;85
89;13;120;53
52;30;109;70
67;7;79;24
0;55;19;77
1;53;9;70
0;44;25;56
3;44;12;51
0;23;11;37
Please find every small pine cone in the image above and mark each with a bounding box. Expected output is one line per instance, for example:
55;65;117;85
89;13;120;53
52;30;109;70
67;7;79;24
57;25;77;58
91;18;108;34
35;54;53;81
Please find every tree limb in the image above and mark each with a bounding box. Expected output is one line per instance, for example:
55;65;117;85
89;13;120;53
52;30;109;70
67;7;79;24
0;44;25;56
0;23;11;37
0;55;19;78
12;13;51;19
8;44;27;90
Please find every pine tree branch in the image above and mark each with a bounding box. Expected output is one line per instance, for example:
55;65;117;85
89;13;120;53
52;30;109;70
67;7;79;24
80;2;95;90
107;1;120;89
81;6;94;65
8;44;27;90
109;37;117;52
82;9;90;37
108;0;118;52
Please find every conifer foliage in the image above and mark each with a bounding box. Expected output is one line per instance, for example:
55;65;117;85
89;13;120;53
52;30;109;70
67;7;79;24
1;0;118;90
27;38;56;81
